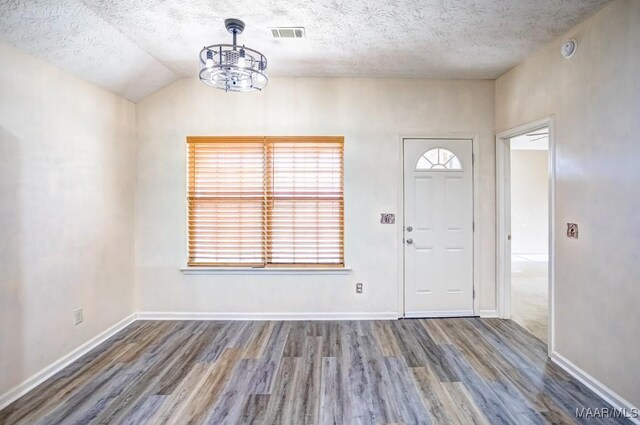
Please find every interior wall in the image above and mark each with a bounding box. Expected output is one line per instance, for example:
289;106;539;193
496;0;640;408
510;150;548;255
0;42;136;396
135;78;496;315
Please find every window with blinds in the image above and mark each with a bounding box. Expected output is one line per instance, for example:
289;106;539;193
187;136;344;268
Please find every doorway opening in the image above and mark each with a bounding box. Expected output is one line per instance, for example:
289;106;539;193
496;117;554;355
509;128;549;342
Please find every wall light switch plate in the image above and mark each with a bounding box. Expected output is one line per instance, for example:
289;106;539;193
567;223;578;239
380;213;395;224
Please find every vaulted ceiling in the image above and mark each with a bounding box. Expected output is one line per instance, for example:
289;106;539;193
0;0;609;102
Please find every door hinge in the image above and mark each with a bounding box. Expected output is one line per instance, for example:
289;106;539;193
472;221;475;232
472;287;475;299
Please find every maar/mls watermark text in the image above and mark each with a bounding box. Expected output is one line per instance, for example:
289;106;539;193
575;407;638;419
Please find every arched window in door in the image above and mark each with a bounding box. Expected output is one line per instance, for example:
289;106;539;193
416;148;462;170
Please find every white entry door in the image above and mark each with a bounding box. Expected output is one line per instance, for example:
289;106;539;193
403;139;474;317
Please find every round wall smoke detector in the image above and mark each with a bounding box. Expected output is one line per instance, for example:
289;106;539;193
561;39;578;58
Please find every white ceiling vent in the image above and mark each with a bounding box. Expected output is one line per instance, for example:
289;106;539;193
270;27;305;38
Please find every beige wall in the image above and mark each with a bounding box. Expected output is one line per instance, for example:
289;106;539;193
0;42;136;395
510;150;548;255
135;78;496;315
496;0;640;407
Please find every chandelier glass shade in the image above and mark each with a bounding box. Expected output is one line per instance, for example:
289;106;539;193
199;19;268;92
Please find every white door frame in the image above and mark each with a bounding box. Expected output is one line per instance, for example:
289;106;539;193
397;135;480;318
495;116;555;356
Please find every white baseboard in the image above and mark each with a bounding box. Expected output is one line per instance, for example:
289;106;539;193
135;311;400;321
480;309;499;318
551;351;640;425
0;313;136;411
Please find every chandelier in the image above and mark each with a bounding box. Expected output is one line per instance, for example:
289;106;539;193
199;19;268;92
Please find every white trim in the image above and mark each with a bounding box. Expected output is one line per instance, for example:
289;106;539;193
396;137;406;319
135;311;400;321
551;352;640;425
548;118;557;357
479;310;498;318
496;116;555;357
471;135;481;319
0;313;136;411
399;135;480;318
495;133;512;319
180;267;352;275
404;310;475;319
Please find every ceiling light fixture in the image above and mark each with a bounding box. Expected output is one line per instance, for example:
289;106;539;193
199;19;268;92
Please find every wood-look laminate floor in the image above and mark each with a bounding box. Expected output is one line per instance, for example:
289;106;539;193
0;318;631;425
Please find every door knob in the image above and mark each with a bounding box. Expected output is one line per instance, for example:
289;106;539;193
406;238;413;245
406;226;413;232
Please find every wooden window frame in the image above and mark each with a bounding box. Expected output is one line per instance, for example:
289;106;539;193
187;136;345;268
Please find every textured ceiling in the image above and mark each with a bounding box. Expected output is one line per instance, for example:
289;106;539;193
1;0;609;101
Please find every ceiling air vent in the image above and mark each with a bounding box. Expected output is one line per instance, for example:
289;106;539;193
270;27;305;38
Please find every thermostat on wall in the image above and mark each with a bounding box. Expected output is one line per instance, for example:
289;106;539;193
561;38;578;58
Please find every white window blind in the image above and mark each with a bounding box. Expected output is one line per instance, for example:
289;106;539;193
187;136;344;267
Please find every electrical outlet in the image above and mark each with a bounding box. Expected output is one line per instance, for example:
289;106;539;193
74;307;83;325
356;283;363;294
